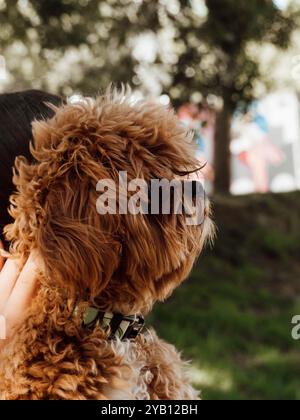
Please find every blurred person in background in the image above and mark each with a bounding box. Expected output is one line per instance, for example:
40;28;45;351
178;103;215;183
231;107;284;193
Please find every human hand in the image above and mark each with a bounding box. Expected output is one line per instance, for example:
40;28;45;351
0;251;40;345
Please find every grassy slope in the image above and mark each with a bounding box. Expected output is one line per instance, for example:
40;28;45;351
149;192;300;400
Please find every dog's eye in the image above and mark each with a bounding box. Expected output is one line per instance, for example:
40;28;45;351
146;179;204;215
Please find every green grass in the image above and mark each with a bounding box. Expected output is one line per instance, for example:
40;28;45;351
149;192;300;400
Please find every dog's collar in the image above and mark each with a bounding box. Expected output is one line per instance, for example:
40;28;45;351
82;307;145;341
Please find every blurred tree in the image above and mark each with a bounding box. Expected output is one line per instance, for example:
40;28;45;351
166;0;299;193
0;0;299;194
0;0;161;94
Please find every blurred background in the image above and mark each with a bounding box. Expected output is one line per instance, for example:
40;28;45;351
1;0;300;400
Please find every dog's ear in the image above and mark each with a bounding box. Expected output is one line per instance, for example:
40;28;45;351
14;108;123;301
4;113;121;301
35;172;121;300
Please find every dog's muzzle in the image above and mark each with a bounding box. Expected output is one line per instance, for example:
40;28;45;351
82;307;145;341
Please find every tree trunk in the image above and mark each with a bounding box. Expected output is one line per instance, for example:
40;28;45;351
214;101;232;194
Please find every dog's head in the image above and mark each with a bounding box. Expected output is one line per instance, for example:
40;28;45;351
6;88;214;314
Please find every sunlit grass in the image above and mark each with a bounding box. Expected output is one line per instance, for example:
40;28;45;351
150;192;300;400
188;365;233;393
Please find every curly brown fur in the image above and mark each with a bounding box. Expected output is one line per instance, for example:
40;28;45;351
0;87;214;400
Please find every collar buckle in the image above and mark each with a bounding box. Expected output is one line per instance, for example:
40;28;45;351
83;308;145;341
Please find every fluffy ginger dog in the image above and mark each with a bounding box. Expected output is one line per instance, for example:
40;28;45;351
0;88;213;400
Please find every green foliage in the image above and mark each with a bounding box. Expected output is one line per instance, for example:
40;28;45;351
169;0;299;108
0;0;162;94
150;192;300;400
1;0;298;105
